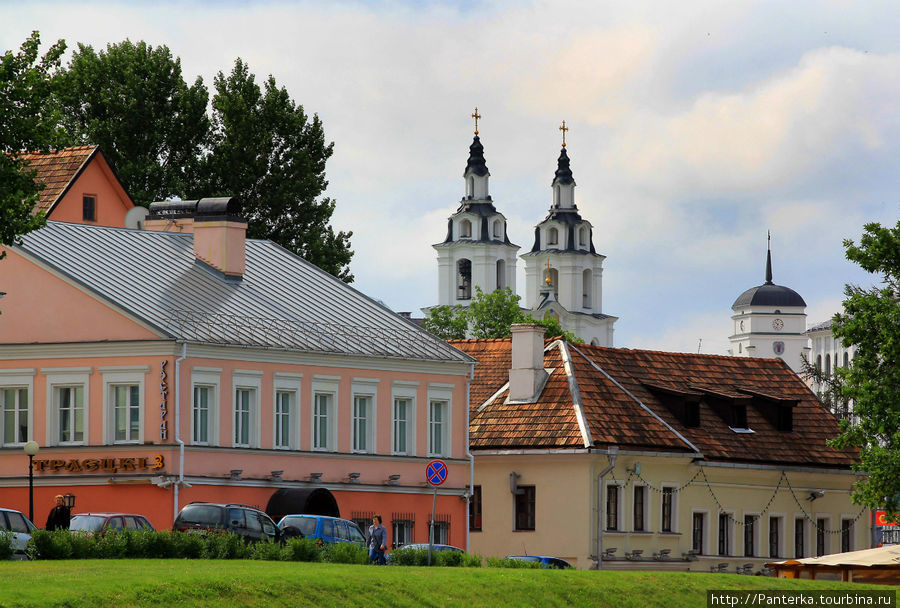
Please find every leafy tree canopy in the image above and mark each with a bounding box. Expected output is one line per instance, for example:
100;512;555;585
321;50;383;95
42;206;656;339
828;219;900;519
423;287;584;343
0;31;65;258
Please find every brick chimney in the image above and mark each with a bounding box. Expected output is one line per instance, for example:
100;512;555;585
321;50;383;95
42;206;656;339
508;323;548;402
192;197;247;279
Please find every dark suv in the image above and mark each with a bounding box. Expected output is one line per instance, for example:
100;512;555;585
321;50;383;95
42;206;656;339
173;503;280;542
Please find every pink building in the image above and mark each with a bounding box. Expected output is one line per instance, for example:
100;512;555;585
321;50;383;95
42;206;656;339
0;198;474;549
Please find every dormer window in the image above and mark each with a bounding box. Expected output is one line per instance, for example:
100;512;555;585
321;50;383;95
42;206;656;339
547;227;559;246
459;219;472;239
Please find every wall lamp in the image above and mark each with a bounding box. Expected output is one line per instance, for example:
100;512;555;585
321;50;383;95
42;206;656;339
627;462;642;476
348;472;361;484
387;474;401;485
270;470;283;482
309;472;323;482
807;490;826;502
230;469;243;480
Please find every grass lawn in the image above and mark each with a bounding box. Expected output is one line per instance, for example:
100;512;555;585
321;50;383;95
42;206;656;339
0;561;894;608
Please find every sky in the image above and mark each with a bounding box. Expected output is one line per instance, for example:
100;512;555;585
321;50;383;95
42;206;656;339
3;1;898;355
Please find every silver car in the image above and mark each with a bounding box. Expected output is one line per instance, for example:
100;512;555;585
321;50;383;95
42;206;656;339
0;507;38;559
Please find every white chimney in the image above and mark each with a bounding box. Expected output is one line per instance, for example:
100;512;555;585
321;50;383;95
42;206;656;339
509;323;548;402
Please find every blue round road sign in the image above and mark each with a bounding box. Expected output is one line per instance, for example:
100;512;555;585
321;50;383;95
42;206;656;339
426;459;448;486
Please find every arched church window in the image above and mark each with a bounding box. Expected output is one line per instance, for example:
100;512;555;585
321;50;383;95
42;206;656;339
582;269;592;309
457;259;472;300
591;338;599;346
816;355;822;370
547;227;559;246
825;354;831;375
579;226;587;247
549;268;559;300
459;219;472;239
843;352;849;368
738;344;742;353
493;220;502;239
553;185;560;207
467;176;474;198
496;259;505;290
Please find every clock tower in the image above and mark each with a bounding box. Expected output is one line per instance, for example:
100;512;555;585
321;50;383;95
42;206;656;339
729;235;809;374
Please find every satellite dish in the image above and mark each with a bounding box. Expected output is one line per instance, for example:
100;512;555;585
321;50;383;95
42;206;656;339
124;206;150;229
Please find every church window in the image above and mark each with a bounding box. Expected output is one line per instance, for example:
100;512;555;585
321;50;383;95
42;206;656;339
579;226;587;247
467;176;474;198
549;268;559;300
496;259;505;290
582;269;592;309
493;220;502;239
547;227;558;246
553;185;560;207
457;259;472;300
824;354;831;375
816;355;822;370
843;352;849;368
738;344;742;353
459;219;472;239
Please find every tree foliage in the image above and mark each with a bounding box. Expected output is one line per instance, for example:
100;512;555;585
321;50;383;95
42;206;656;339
422;287;584;343
193;59;353;281
55;40;209;206
0;31;65;257
828;219;900;519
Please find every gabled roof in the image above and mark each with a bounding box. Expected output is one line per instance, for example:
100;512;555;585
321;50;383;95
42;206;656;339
18;146;99;214
16;221;473;364
451;338;855;468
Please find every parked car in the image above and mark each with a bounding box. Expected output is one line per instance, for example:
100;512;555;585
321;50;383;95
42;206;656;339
398;543;464;552
173;503;280;542
69;513;155;534
276;514;366;547
0;507;38;559
505;554;574;569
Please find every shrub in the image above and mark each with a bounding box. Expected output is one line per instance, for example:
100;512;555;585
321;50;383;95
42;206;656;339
435;550;464;567
68;532;97;559
94;531;129;559
322;542;368;564
26;530;72;560
284;537;321;562
460;553;482;568
486;557;542;568
0;531;14;560
204;533;250;560
171;531;206;559
250;539;285;561
388;546;428;566
142;531;179;558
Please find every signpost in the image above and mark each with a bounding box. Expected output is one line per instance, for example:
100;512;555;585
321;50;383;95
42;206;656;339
425;459;447;566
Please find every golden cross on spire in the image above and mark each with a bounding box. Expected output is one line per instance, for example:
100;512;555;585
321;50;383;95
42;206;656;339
472;107;481;135
559;120;569;147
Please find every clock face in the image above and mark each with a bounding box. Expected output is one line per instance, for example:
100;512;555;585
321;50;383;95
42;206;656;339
772;318;784;331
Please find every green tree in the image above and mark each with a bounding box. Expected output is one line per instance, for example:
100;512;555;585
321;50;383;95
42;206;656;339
829;219;900;519
54;40;209;206
195;59;353;282
0;31;66;258
423;305;468;340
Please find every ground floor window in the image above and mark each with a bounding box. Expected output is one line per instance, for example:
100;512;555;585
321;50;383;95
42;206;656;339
515;485;536;531
794;518;805;558
391;513;415;549
430;516;450;545
469;485;482;531
841;519;852;553
816;518;826;557
692;513;705;554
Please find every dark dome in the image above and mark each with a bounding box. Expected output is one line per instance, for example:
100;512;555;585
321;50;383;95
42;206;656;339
732;283;806;309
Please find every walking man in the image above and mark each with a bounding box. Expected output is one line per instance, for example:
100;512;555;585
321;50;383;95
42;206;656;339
367;515;387;564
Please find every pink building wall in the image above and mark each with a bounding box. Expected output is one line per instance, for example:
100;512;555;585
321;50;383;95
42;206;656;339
47;154;133;227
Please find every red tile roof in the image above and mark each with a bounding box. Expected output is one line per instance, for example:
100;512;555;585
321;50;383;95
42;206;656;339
18;146;98;213
451;339;856;469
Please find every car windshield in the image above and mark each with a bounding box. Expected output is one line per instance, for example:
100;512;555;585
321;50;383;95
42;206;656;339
69;515;107;532
509;555;540;562
177;505;223;526
280;516;317;536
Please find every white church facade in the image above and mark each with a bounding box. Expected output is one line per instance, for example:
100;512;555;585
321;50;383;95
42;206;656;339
431;122;616;346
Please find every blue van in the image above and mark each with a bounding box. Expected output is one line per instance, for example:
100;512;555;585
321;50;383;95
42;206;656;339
276;514;366;547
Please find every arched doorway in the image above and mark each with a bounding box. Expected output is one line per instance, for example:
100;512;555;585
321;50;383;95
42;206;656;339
265;487;340;522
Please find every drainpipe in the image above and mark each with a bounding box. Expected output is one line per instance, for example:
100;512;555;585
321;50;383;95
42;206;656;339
465;363;475;552
173;342;187;521
596;445;618;570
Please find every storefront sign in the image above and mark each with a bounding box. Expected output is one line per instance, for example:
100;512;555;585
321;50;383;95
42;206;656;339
874;510;900;526
160;360;169;440
33;455;165;474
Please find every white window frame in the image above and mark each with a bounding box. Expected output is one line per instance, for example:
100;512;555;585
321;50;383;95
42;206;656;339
232;370;262;449
100;366;148;445
273;372;302;450
391;381;418;456
768;513;785;558
718;510;735;556
351;378;378;454
606;482;625;532
691;508;710;555
660;482;679;533
190;368;220;446
43;368;92;447
427;383;453;457
0;369;35;447
311;375;339;452
742;510;762;557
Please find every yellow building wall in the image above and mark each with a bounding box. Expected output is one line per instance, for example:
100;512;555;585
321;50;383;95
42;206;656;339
472;451;868;571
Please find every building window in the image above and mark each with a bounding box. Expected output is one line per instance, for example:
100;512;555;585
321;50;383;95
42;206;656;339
841;519;852;553
692;513;705;554
825;354;831;375
579;226;587;247
466;176;474;198
816;518;826;556
459;219;472;238
313;393;332;451
547;227;559;246
795;518;805;558
393;397;410;455
816;354;822;370
428;399;447;456
56;386;85;444
719;513;731;556
606;485;619;531
193;386;211;444
430;518;450;545
843;352;849;368
582;269;592;309
493;220;502;238
769;517;781;558
661;487;674;532
233;388;253;447
744;515;756;557
496;259;505;290
633;486;645;532
82;195;95;221
274;390;293;449
352;395;371;453
1;388;29;445
457;259;472;300
112;385;140;443
392;515;415;548
515;485;536;531
469;485;482;531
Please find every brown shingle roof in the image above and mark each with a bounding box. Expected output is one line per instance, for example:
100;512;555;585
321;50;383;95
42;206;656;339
18;146;97;213
452;339;856;469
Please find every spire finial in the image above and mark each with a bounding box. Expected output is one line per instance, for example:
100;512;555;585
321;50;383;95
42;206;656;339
472;107;481;135
559;120;569;147
765;230;773;284
545;259;553;285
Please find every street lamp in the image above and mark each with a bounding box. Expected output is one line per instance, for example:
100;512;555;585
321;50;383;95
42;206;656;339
23;441;39;522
